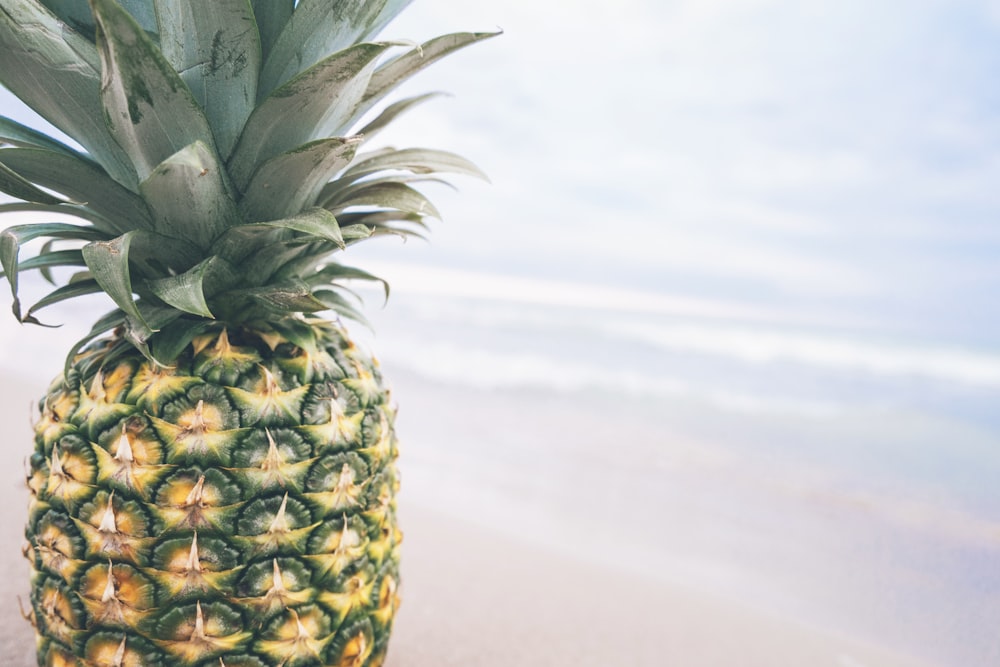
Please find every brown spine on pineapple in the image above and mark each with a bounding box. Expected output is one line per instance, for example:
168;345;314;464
25;323;402;667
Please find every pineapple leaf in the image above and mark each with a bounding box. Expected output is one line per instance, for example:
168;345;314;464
89;0;217;181
355;91;447;140
0;223;104;320
0;115;91;160
319;174;454;209
251;0;293;61
342;147;488;181
0;160;73;206
326;181;441;219
309;263;390;303
39;0;156;40
341;224;375;242
239;281;329;314
16;249;87;273
64;307;126;377
25;278;102;320
0;147;153;234
259;0;408;97
81;233;152;339
36;0;97;40
347;31;500;130
154;0;261;158
124;301;185;364
145;257;221;318
215;209;347;273
248;208;347;249
38;240;57;284
228;41;394;189
241;136;362;222
0;203;110;227
149;316;215;364
0;0;136;188
312;288;371;327
139;141;240;249
240;242;318;287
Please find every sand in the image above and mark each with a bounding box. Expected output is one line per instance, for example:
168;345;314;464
0;374;938;667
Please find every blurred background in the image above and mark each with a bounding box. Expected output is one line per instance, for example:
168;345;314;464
2;1;999;665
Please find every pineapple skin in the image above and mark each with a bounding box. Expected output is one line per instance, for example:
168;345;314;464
25;322;402;667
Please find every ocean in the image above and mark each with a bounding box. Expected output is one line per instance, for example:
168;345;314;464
0;262;997;666
344;262;1000;667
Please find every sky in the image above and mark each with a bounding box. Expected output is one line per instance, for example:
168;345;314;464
353;0;1000;347
2;0;1000;349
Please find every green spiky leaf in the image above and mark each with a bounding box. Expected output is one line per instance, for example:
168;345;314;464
228;41;393;188
89;0;217;180
0;160;72;206
251;0;293;61
154;0;261;157
0;115;90;159
326;181;441;219
145;257;221;318
81;232;151;339
0;0;136;187
259;0;408;96
0;223;104;320
347;31;500;130
139;141;239;249
342;147;488;181
239;281;329;313
356;92;446;140
25;278;102;321
0;147;153;233
241;137;362;221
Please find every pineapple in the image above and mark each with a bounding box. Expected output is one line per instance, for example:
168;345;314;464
0;1;494;665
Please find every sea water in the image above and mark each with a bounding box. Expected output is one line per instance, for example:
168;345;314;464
344;265;1000;667
1;266;997;666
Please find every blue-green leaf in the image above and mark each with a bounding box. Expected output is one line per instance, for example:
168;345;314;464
89;0;217;180
241;136;362;221
64;308;127;376
228;41;393;189
0;223;98;319
326;181;440;219
0;0;137;188
25;278;102;320
0;147;152;233
81;232;152;339
308;262;389;302
355;92;445;140
346;31;500;132
341;147;487;181
154;0;261;157
0;160;72;206
0;115;92;160
259;0;407;96
238;281;329;313
256;208;345;248
251;0;293;61
145;257;220;318
139;141;240;249
0;203;112;228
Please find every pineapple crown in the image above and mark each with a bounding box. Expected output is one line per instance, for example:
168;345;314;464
0;0;495;368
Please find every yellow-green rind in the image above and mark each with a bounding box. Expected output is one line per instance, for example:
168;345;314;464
25;321;402;667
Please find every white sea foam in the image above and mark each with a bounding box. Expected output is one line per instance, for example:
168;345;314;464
359;259;801;322
357;261;1000;389
601;320;1000;388
376;337;844;418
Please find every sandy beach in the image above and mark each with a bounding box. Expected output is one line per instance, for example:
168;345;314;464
0;371;941;667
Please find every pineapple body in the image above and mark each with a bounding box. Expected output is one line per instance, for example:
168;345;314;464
25;322;401;667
